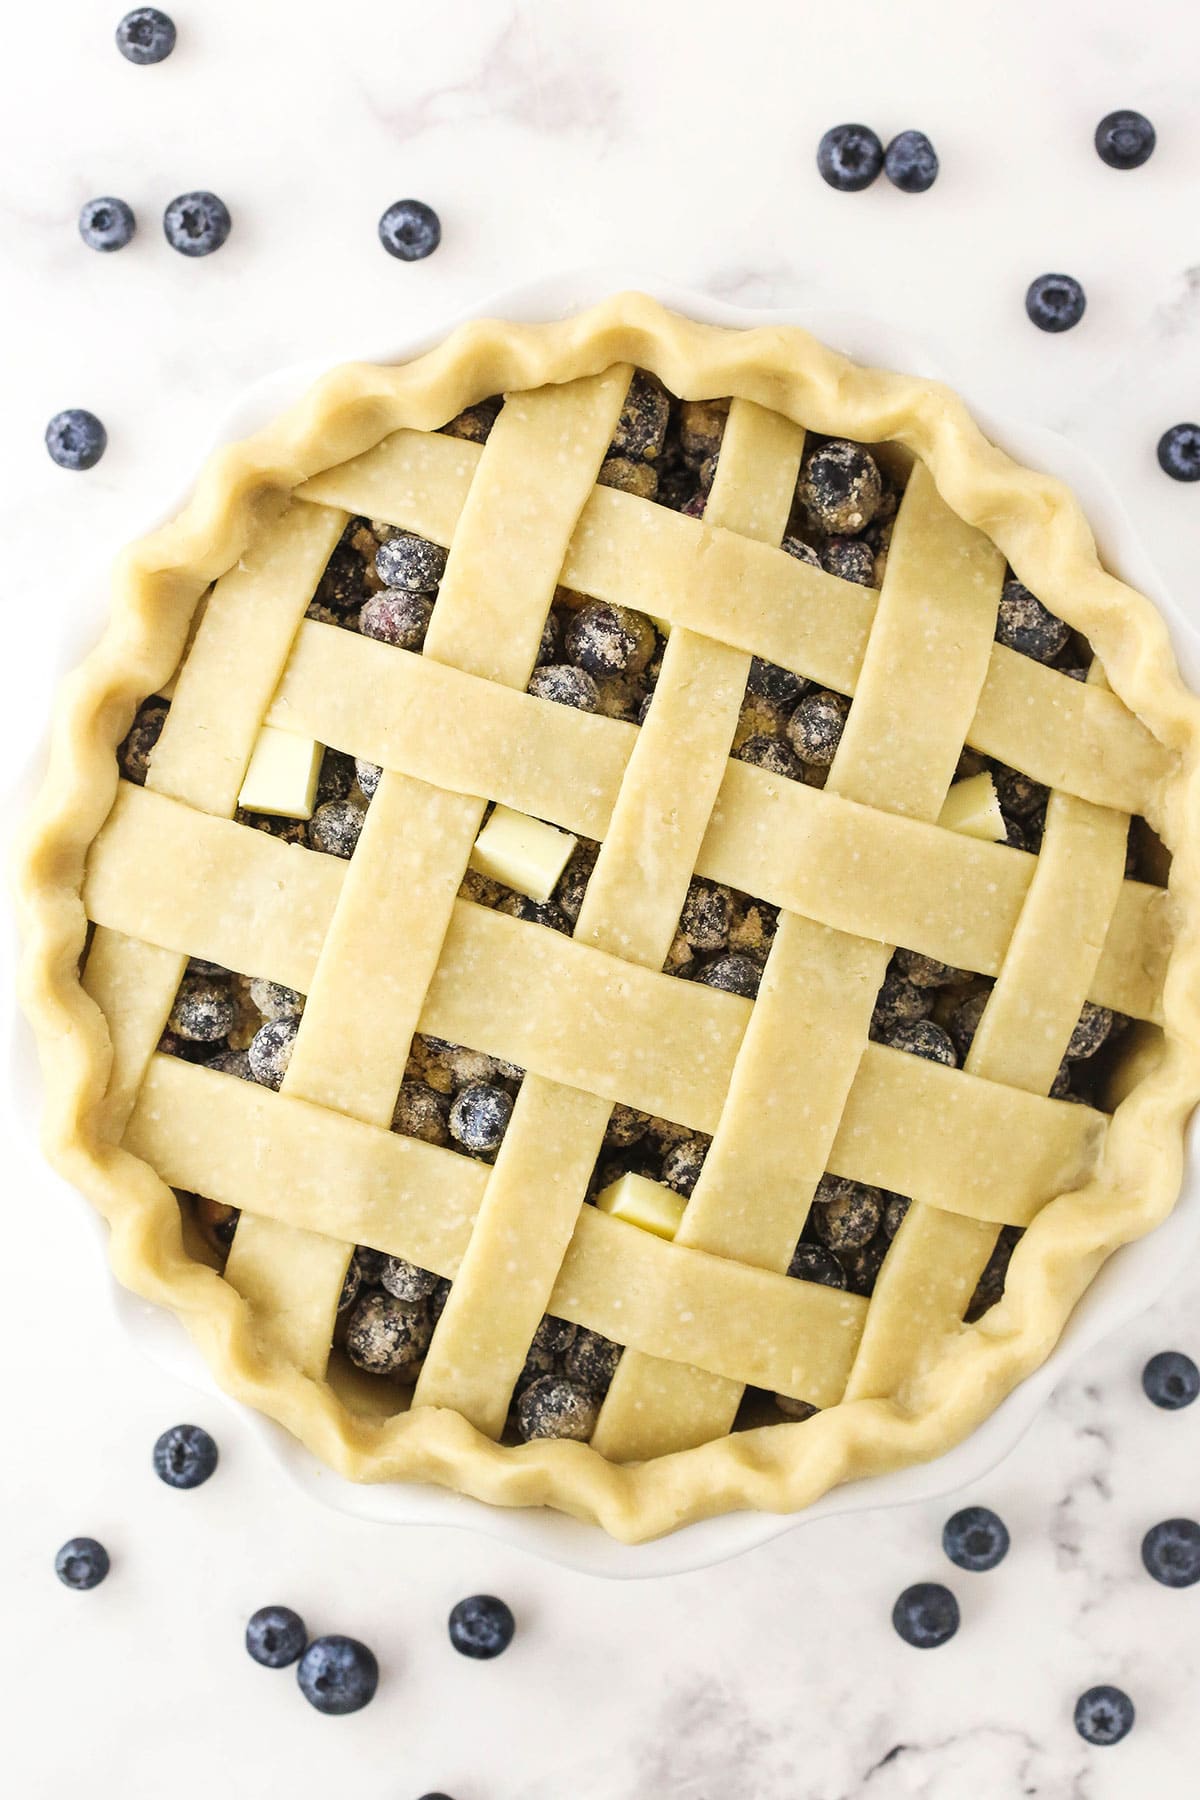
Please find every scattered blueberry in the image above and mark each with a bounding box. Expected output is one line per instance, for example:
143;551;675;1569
378;199;442;262
1074;1684;1135;1746
79;196;136;252
246;1605;307;1669
816;124;884;192
1157;425;1200;484
296;1635;379;1714
1021;273;1086;334
1142;1348;1200;1408
152;1423;218;1489
448;1594;516;1660
891;1581;960;1648
54;1536;110;1590
163;191;232;258
1025;273;1087;334
942;1505;1010;1572
884;130;939;193
115;7;176;63
1141;1517;1200;1588
45;408;107;471
1094;109;1156;170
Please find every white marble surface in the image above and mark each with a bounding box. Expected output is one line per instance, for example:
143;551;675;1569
3;0;1200;1794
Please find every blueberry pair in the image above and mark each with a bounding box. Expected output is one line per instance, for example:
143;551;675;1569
79;192;232;258
817;125;938;194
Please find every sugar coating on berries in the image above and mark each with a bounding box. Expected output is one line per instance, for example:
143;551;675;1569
737;734;802;779
517;1375;599;1441
566;602;656;678
308;798;365;858
798;441;883;535
604;1103;650;1149
565;1328;622;1393
118;699;168;784
747;657;807;708
361;588;434;650
788;689;850;766
881;1017;958;1065
662;1134;708;1196
995;578;1070;663
821;536;875;586
248;978;303;1021
344;1290;432;1378
894;949;965;989
449;1083;513;1153
678;399;728;465
528;664;599;711
696;952;762;998
611;371;670;461
787;1241;848;1287
782;534;821;568
811;1175;883;1250
169;974;234;1043
374;533;447;592
680;879;731;952
392;1081;451;1145
1066;1001;1112;1061
248;1017;299;1090
379;1256;440;1302
354;757;382;799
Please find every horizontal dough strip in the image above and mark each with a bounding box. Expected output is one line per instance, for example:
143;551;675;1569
296;433;1169;815
125;1055;867;1403
90;788;1105;1223
85;768;1168;1029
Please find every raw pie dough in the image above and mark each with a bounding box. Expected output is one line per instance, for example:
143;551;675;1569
17;294;1200;1542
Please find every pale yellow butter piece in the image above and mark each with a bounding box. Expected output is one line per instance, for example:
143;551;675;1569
469;805;577;904
595;1171;687;1241
237;726;324;820
938;771;1004;842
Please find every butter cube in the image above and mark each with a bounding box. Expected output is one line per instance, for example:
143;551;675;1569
237;726;324;820
938;771;1005;843
595;1171;687;1241
469;805;577;905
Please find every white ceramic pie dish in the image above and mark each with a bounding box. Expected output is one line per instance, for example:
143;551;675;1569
8;271;1200;1579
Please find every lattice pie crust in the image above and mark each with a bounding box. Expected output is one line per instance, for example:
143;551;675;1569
18;295;1200;1541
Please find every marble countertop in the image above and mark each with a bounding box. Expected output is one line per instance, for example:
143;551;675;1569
4;1;1200;1794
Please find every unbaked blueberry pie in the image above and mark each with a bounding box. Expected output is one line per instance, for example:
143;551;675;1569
19;296;1200;1540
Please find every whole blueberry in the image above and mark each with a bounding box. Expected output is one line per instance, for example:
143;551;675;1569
246;1605;307;1668
1094;109;1156;170
115;7;175;63
163;191;231;257
153;1422;218;1489
448;1594;515;1660
378;199;441;262
817;124;884;192
79;196;136;252
45;408;106;471
1142;1349;1200;1408
296;1635;379;1714
1157;424;1200;483
884;130;939;193
1025;273;1086;334
55;1536;110;1590
1141;1517;1200;1588
1074;1684;1135;1746
892;1582;959;1648
942;1505;1010;1572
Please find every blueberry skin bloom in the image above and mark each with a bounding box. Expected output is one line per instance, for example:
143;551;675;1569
817;124;884;192
153;1423;218;1488
892;1581;959;1647
296;1635;379;1714
55;1536;110;1590
45;409;107;470
1074;1684;1135;1745
1095;109;1155;170
885;130;939;193
448;1593;516;1660
379;199;442;261
79;197;136;252
115;8;176;63
1025;273;1086;333
1141;1517;1200;1588
163;192;232;257
246;1605;307;1668
1156;426;1200;484
942;1505;1010;1572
